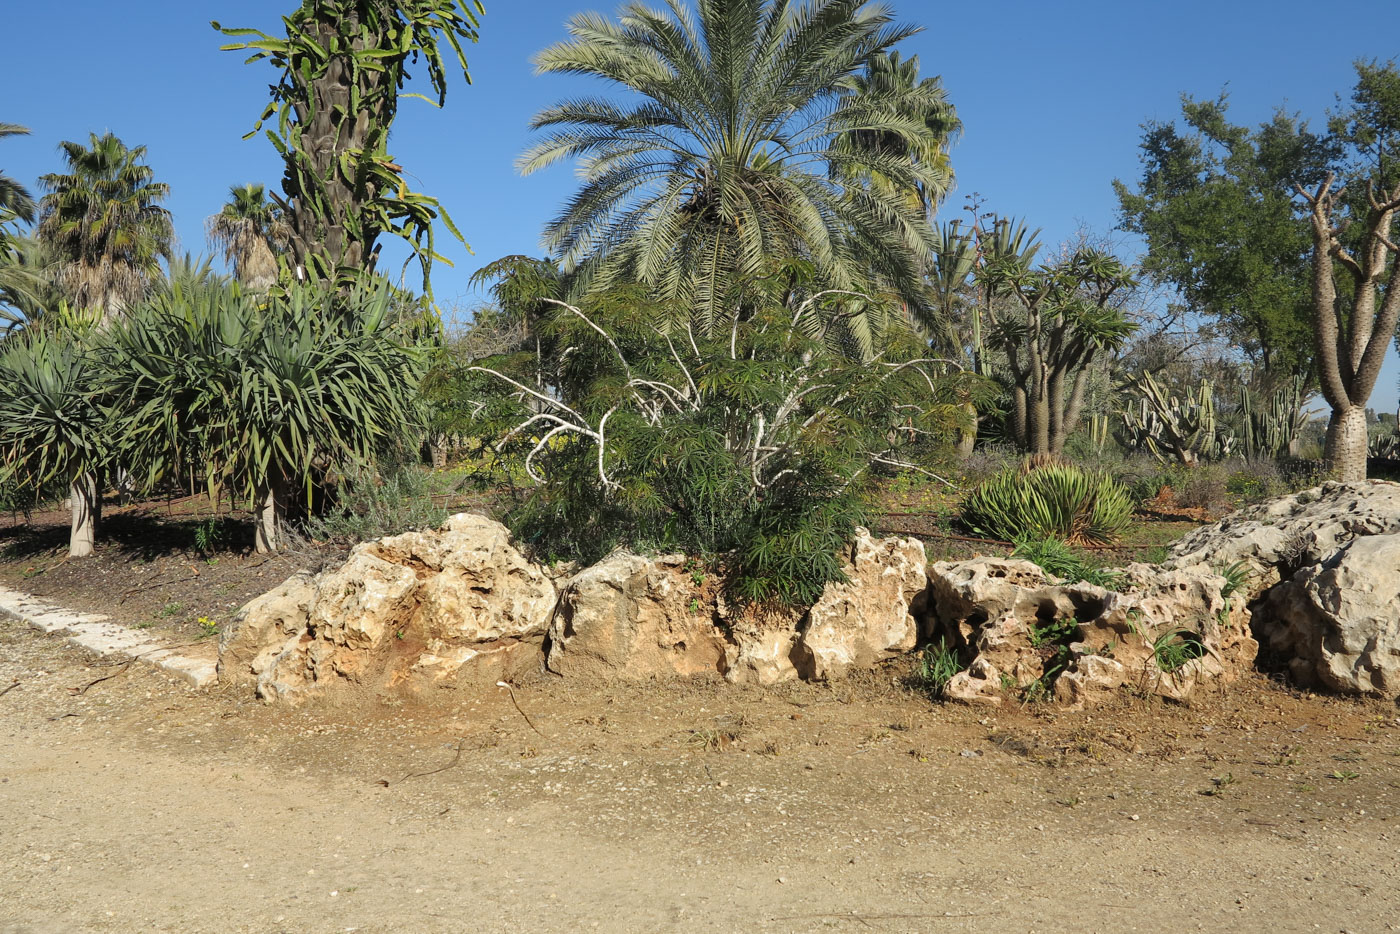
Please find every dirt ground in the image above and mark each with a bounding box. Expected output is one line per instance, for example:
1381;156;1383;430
3;612;1399;934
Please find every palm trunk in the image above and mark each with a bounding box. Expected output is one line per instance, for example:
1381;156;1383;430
69;473;99;558
1324;405;1369;482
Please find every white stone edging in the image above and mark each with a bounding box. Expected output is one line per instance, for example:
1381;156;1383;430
0;584;217;688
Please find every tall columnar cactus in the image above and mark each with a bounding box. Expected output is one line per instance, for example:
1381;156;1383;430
1239;376;1308;461
1119;373;1234;466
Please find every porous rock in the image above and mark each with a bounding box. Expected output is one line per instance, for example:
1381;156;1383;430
1260;534;1400;697
792;529;929;681
218;513;555;702
546;553;727;680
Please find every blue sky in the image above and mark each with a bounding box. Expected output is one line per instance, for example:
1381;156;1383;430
4;0;1398;409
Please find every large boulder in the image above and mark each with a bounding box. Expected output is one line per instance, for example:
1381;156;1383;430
1260;534;1400;697
218;514;555;702
1166;480;1400;600
791;530;929;681
545;553;727;680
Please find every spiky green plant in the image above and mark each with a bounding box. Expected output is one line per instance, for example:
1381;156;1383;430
108;274;430;552
1011;536;1122;588
1119;372;1234;465
960;464;1134;544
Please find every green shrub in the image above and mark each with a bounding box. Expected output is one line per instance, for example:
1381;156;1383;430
959;464;1134;544
1170;461;1231;512
1152;629;1206;672
1012;536;1122;588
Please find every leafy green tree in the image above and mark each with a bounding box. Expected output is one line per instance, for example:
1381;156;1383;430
520;0;947;354
216;0;484;292
206;183;289;292
110;276;431;552
1297;60;1400;480
1115;95;1334;372
36;132;174;320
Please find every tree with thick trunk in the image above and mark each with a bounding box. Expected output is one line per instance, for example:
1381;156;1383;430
1296;173;1400;480
218;1;482;294
985;246;1137;455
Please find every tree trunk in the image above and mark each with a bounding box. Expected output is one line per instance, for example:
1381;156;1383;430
1324;405;1369;482
955;404;978;458
1011;387;1028;451
254;472;290;554
69;473;99;558
1030;390;1051;456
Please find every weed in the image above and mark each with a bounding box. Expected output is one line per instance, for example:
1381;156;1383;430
1151;629;1206;673
911;639;962;700
1200;773;1236;796
1329;770;1360;782
196;616;219;638
192;517;231;555
157;601;184;619
687;728;733;753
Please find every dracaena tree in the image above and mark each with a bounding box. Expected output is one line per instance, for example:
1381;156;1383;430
520;0;949;358
982;244;1138;456
216;0;483;293
0;308;112;556
109;275;430;552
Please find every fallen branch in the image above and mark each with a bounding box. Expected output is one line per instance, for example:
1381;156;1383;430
377;737;465;787
498;681;544;737
0;680;19;698
69;660;134;695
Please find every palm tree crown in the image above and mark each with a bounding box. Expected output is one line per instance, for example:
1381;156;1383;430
206;183;288;292
520;0;951;337
0;123;36;227
37;132;174;318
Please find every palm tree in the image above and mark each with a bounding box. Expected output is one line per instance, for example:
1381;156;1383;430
520;0;947;348
0;123;51;326
833;51;959;218
206;183;288;292
0;123;36;227
36;132;174;320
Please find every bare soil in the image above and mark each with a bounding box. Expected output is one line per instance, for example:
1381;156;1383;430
3;611;1399;934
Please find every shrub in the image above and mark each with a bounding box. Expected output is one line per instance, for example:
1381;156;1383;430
456;288;991;607
1170;461;1230;512
959;463;1134;544
911;640;962;700
304;464;454;545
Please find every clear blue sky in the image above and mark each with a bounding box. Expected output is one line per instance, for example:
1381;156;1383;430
4;0;1398;409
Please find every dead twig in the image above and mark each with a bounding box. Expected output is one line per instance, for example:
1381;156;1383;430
376;738;465;787
69;660;135;695
0;680;19;697
497;681;544;737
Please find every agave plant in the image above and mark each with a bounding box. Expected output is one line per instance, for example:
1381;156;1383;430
959;463;1134;545
109;275;430;552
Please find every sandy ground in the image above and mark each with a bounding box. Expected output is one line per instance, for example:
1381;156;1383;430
2;614;1399;934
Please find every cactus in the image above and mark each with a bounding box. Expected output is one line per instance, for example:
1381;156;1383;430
1119;373;1234;465
1239;376;1308;461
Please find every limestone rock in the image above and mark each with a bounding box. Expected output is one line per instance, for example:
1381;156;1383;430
925;556;1251;708
546;553;726;680
793;529;929;681
1166;480;1400;600
723;624;801;686
1260;534;1400;697
218;514;554;702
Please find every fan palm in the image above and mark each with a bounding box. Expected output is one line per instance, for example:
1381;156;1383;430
36;132;174;320
0;123;36;227
206;183;288;292
520;0;947;350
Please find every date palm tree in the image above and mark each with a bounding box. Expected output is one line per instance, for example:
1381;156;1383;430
0;123;36;227
36;132;174;320
0;123;52;325
206;183;288;292
521;0;948;351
